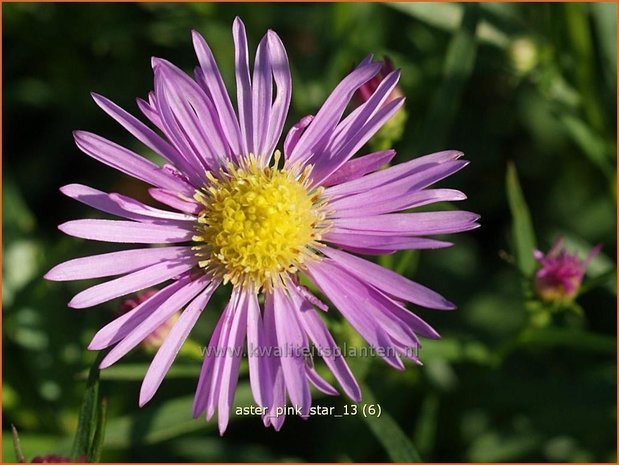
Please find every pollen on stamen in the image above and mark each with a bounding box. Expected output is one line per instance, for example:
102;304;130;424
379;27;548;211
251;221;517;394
192;153;330;292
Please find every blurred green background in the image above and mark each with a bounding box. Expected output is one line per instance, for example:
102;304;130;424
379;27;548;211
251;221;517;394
3;2;617;462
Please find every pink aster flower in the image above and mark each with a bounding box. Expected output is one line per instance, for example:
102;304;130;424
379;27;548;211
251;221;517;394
45;18;479;434
534;238;601;303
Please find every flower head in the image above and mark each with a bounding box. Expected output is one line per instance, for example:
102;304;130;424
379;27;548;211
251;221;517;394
46;18;479;434
534;238;601;303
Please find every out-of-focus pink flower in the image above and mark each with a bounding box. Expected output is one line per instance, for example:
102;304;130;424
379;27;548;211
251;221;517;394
534;238;601;303
119;290;179;350
355;57;403;106
32;455;86;463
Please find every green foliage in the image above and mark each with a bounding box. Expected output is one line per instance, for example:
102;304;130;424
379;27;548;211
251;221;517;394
72;355;107;461
506;162;537;277
3;2;616;462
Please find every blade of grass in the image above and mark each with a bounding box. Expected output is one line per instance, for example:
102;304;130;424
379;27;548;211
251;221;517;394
415;3;480;153
412;394;439;457
506;162;537;277
518;327;616;354
71;353;103;460
10;425;26;463
564;3;606;135
388;3;508;48
88;398;108;462
79;363;201;381
360;382;422;462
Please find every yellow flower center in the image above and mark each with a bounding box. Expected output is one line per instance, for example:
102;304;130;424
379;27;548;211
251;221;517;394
193;154;328;291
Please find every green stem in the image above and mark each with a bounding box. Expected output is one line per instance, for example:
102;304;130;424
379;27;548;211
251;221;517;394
11;424;26;463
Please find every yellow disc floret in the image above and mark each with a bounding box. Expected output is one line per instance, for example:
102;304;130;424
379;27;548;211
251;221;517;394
193;153;329;291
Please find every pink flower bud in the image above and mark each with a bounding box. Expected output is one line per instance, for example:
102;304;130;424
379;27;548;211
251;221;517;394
355;57;403;105
534;238;601;303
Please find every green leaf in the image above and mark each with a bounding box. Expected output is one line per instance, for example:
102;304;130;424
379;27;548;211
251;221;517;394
80;363;201;381
590;3;617;90
388;3;509;48
559;113;613;175
360;383;422;462
104;383;253;448
519;327;616;354
71;353;103;460
420;338;495;365
564;3;606;134
506;162;537;277
395;250;418;275
88;398;108;462
415;4;480;153
412;394;439;456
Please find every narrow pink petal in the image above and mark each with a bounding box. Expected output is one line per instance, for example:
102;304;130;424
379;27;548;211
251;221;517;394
155;62;226;170
140;280;220;406
217;289;249;435
233;16;253;155
89;276;191;350
320;70;401;162
99;275;211;369
332;211;480;236
90;93;193;177
45;246;191;281
272;288;312;416
323;231;453;254
266;361;287;431
264;30;292;158
306;367;339;396
304;262;404;370
327;161;469;212
136;95;164;131
331;188;467;218
60;184;194;226
73;131;193;195
151;61;213;178
288;62;382;166
283;115;313;159
192;313;225;418
262;295;288;430
59;219;194;244
321;247;456;310
68;255;197;309
320;150;395;187
324;150;463;198
246;291;273;408
289;285;361;401
373;288;440;340
148;188;202;215
109;193;195;222
310;97;405;186
192;30;242;155
295;284;329;312
251;34;272;161
206;294;238;421
60;184;145;222
583;243;603;268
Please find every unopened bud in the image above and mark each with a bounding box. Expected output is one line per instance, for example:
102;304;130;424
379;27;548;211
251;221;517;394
534;238;601;304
